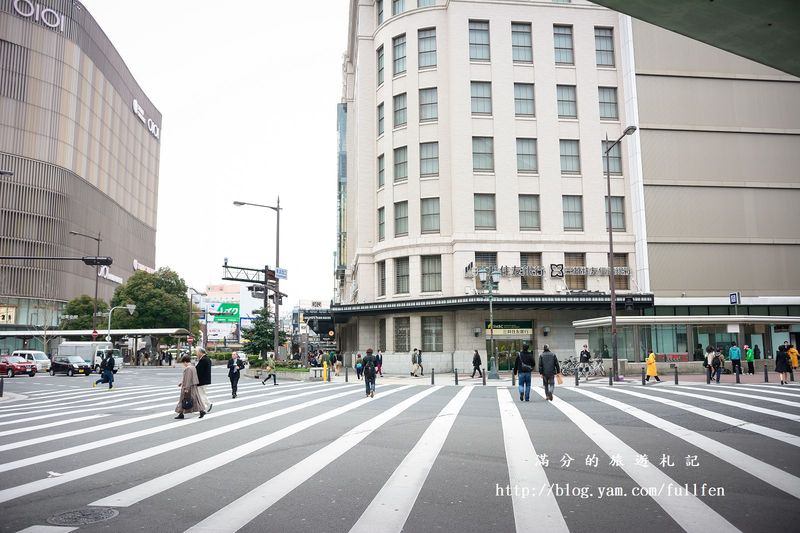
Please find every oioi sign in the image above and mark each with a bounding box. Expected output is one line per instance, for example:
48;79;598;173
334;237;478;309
132;98;161;140
13;0;65;32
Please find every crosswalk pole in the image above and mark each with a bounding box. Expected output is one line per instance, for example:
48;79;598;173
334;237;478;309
735;365;740;384
641;366;646;386
674;365;678;385
764;362;769;383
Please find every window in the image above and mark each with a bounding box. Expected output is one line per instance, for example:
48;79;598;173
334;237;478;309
598;87;618;119
565;252;586;289
475;251;498;290
377;103;384;135
595;27;614;66
422;316;443;351
602;140;622;174
469;20;490;60
420;142;439;176
516;138;537;172
377;154;385;187
514;83;535;116
377;46;384;86
559;139;580;173
377;207;385;241
418;28;437;68
378;319;387;351
471;81;492;114
393;93;407;127
557;85;577;118
614;253;629;290
605;196;625;231
394;146;408;181
553;25;574;65
419;87;438;121
474;193;496;230
394;200;408;236
521;252;542;289
519;194;540;230
562;195;583;231
395;257;409;293
421;197;440;233
393;34;406;75
378;261;386;296
472;137;494;171
418;0;435;6
392;0;404;16
394;317;410;351
421;255;442;292
377;0;384;24
511;22;533;62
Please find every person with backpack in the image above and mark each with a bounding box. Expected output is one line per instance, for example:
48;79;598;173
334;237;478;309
471;350;482;378
710;347;723;384
417;349;424;376
513;345;535;401
355;353;363;380
538;345;560;401
329;351;338;376
375;350;383;377
261;354;277;386
745;345;755;375
410;349;419;377
93;350;115;389
728;341;742;376
363;348;377;398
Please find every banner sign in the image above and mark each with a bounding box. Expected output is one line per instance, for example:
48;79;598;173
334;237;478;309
484;320;533;337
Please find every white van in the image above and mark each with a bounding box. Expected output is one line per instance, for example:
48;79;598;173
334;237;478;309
12;350;51;372
57;342;122;373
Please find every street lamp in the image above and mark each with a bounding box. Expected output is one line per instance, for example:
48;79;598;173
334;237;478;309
604;125;637;382
233;198;281;359
478;266;501;379
188;287;205;349
106;304;136;342
70;230;102;329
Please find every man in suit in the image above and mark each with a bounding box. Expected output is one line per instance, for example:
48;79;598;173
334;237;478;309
227;352;245;398
539;345;561;401
195;347;212;412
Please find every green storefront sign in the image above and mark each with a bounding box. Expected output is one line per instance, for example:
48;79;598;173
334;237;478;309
484;320;533;336
211;303;240;323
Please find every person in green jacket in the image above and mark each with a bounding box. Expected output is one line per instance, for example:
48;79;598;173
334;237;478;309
745;345;755;375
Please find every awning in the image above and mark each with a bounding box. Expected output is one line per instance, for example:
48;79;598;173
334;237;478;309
0;328;190;338
573;315;800;329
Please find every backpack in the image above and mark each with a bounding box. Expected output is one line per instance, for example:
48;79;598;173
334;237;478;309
364;357;376;377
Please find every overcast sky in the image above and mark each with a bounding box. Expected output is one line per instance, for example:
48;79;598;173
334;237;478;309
81;1;349;312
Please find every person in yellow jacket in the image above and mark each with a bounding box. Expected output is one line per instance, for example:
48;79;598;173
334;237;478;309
787;343;799;370
645;350;661;382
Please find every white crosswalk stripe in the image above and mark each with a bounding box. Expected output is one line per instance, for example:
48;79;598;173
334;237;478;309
0;414;109;438
674;385;800;407
646;387;800;421
732;384;800;397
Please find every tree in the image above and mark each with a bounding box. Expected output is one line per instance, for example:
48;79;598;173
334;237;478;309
241;306;288;357
110;268;193;331
60;295;109;330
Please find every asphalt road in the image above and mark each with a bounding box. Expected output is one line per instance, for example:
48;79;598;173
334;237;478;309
0;366;798;533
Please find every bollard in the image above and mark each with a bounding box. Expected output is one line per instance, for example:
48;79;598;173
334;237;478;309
575;369;579;387
674;365;678;385
735;365;740;384
454;368;459;385
345;365;349;383
609;372;613;386
764;362;769;383
512;371;516;387
706;366;711;384
431;367;435;385
791;368;796;382
641;366;646;386
0;375;3;397
482;368;487;386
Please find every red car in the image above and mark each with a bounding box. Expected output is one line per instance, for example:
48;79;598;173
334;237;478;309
1;356;37;377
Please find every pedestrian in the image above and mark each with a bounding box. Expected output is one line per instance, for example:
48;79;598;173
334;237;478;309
375;350;383;377
538;344;560;401
135;350;142;366
417;349;424;376
513;345;535;401
645;350;661;382
261;354;277;385
355;353;363;380
175;355;205;419
776;345;791;385
194;347;212;412
787;344;799;371
728;341;742;375
579;344;591;378
329;351;338;376
745;345;755;375
710;347;723;384
166;350;173;367
410;349;419;377
336;351;345;376
93;350;115;389
471;350;483;378
363;348;377;397
227;352;245;398
704;345;715;381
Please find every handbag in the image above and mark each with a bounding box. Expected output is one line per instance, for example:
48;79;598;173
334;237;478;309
181;393;194;410
556;373;564;385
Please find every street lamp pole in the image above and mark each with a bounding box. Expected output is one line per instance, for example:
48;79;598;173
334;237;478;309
605;125;637;382
188;287;204;349
70;230;102;329
479;267;501;379
106;304;136;342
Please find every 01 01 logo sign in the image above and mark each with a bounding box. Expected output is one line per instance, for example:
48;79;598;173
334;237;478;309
13;0;65;32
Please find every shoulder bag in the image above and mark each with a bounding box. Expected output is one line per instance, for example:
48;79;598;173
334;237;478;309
181;392;194;410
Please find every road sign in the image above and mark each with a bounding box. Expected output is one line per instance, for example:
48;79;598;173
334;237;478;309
729;292;741;305
276;268;288;280
91;329;98;340
105;335;111;342
187;336;195;343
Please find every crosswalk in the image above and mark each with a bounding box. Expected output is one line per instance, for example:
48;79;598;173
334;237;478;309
1;378;799;532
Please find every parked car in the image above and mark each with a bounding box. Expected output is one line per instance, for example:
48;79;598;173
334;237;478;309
0;356;37;377
49;355;92;377
13;350;51;372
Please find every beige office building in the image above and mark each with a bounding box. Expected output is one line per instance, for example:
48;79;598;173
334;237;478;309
333;0;800;372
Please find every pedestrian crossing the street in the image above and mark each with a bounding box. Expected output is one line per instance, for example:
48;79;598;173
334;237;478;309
1;378;799;532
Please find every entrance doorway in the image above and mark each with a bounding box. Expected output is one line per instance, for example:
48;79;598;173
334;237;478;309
486;338;535;371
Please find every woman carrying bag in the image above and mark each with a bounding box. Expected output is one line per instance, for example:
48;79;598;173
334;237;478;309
175;355;206;419
646;350;661;382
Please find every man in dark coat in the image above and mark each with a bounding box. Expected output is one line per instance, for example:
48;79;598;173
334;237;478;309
195;347;212;412
513;345;536;401
363;348;377;398
471;350;482;378
227;352;245;398
539;344;560;401
579;344;591;379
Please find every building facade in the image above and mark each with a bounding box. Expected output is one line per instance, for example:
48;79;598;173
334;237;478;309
0;0;160;351
334;0;800;371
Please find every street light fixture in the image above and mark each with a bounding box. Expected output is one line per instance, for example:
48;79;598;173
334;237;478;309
604;125;637;382
106;304;136;342
478;266;502;379
233;198;282;358
70;230;102;329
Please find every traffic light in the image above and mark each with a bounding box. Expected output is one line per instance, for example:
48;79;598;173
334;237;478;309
82;256;113;266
